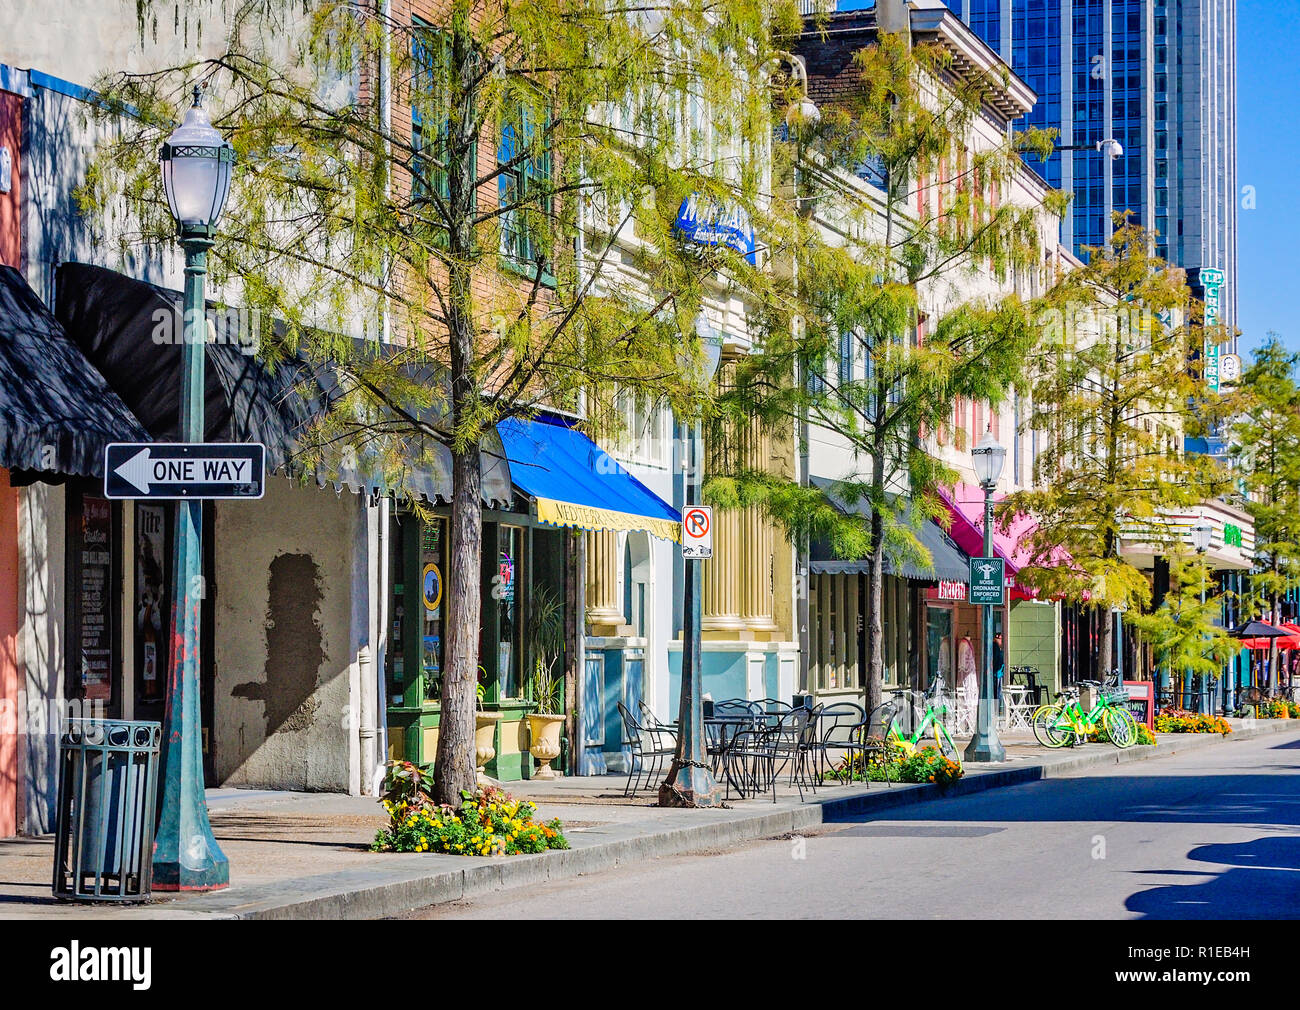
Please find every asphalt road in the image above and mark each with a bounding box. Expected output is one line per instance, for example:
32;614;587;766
412;732;1300;919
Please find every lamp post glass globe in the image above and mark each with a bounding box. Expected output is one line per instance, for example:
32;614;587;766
971;431;1007;488
691;312;724;386
785;96;821;128
160;86;234;232
1190;524;1213;554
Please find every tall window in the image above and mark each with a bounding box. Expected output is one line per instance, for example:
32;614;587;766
498;102;552;274
410;21;451;211
837;330;855;400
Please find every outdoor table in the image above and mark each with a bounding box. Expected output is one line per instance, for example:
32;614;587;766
1003;685;1032;731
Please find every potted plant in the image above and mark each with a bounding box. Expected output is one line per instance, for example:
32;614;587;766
526;585;566;779
474;678;502;782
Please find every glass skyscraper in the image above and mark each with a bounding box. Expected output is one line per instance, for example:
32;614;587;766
944;0;1237;325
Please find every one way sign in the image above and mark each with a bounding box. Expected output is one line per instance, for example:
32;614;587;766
104;443;266;500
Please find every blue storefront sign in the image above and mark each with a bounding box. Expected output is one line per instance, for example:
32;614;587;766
673;193;757;265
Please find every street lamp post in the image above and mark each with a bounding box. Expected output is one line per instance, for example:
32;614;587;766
152;86;234;891
965;431;1007;764
660;318;724;807
1190;523;1214;713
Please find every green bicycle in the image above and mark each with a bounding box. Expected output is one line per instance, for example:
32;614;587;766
1031;678;1139;749
888;676;962;765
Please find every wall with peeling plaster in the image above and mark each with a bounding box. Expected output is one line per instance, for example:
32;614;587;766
213;476;358;791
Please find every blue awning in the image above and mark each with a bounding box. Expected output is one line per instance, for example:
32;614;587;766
498;417;681;542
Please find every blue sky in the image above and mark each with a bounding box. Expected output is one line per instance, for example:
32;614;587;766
831;0;1292;359
1236;2;1299;357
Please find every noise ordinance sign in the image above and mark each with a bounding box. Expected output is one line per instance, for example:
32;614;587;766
104;443;266;500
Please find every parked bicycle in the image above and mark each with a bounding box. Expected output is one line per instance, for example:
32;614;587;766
887;675;962;765
1031;677;1138;749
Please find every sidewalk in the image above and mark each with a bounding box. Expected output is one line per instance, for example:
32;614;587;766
3;718;1297;919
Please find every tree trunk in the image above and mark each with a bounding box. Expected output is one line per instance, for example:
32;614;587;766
431;24;483;805
863;447;885;717
433;446;483;804
1097;609;1113;681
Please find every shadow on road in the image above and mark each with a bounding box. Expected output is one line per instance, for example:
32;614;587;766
823;749;1300;918
1125;836;1300;919
825;772;1300;828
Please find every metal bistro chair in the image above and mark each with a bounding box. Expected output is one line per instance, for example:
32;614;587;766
638;700;677;737
728;708;816;803
706;700;755;774
616;701;676;797
839;701;899;787
757;698;794;716
723;704;787;802
774;706;820;800
816;701;866;782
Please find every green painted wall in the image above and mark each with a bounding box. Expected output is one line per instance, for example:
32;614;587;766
1009;600;1060;697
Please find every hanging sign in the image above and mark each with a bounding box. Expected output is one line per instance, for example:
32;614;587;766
968;557;1006;606
681;505;713;560
936;580;967;601
673;194;757;265
1199;267;1225;393
1219;353;1242;384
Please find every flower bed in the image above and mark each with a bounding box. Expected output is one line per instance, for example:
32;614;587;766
1154;709;1232;736
370;761;569;856
1087;720;1157;747
1258;699;1300;719
826;743;963;788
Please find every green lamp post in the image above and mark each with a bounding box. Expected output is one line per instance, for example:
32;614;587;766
964;430;1007;764
659;315;725;807
152;86;234;891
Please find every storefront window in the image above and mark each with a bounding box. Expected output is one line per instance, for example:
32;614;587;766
387;515;407;706
495;525;523;698
419;520;445;702
134;504;171;709
926;606;953;690
385;514;448;707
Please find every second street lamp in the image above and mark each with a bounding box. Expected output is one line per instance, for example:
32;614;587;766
965;431;1007;764
152;86;234;891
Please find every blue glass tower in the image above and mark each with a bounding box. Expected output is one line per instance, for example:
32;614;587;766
943;0;1237;327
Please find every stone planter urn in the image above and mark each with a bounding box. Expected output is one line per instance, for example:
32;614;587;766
475;711;502;782
527;713;566;780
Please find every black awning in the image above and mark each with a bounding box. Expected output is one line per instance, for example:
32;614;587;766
809;476;970;582
0;265;148;477
54;263;512;507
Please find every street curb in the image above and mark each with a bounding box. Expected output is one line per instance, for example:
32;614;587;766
178;718;1300;920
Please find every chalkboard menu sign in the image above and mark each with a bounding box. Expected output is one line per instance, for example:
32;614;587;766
1124;680;1154;730
68;489;118;708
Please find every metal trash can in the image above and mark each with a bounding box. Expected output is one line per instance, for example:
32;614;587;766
52;719;162;901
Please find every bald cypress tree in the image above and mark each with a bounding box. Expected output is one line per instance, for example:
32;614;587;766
84;0;801;802
710;32;1057;717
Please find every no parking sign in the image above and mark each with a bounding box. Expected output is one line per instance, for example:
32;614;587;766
682;506;713;560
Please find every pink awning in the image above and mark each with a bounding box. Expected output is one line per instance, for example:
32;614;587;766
937;483;1073;601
